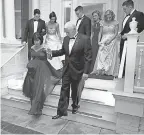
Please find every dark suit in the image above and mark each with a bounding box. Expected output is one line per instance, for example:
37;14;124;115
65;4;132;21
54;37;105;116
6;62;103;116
120;10;144;76
22;18;46;60
76;15;91;37
52;34;92;116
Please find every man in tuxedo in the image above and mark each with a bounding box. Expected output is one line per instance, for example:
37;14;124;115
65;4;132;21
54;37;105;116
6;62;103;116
120;0;144;76
22;9;46;60
75;6;91;37
51;22;92;119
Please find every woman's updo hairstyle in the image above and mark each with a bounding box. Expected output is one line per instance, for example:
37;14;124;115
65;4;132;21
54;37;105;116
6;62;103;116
92;10;101;20
104;10;115;22
49;11;57;23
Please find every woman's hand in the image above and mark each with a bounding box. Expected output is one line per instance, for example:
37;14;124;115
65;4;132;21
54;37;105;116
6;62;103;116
105;39;111;45
98;41;103;46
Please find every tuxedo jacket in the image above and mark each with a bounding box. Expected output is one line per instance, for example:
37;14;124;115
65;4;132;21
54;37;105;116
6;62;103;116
52;34;92;80
121;10;144;35
76;15;91;37
23;19;46;43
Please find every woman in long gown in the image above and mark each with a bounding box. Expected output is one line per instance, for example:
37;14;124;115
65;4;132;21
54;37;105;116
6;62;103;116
23;32;61;115
45;12;64;70
90;10;101;72
91;10;120;77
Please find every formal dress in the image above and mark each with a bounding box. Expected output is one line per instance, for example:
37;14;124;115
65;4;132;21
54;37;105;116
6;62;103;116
22;18;46;60
45;23;64;70
90;22;100;72
52;34;92;116
91;21;120;76
23;44;61;115
76;15;91;37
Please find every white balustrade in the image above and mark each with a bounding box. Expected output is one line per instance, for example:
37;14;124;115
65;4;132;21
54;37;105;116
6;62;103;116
134;43;144;94
137;49;143;87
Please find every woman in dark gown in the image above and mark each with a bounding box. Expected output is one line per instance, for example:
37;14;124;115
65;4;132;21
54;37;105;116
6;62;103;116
90;10;101;72
23;32;61;115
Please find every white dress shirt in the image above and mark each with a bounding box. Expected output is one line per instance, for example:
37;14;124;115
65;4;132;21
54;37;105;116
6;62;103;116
123;9;135;28
76;14;84;30
69;34;78;54
34;21;38;33
69;39;75;54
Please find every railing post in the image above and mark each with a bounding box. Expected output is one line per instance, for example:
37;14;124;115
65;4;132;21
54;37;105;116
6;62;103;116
124;33;139;93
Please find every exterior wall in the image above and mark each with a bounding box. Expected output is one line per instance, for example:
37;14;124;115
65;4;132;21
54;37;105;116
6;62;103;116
116;113;144;134
21;0;29;40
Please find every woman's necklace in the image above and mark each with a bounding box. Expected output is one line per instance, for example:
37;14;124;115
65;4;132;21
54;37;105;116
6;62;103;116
94;20;100;28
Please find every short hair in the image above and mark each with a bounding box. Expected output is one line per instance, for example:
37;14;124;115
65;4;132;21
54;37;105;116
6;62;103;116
75;6;83;12
104;10;115;22
32;32;43;45
92;10;101;20
64;21;76;30
49;11;57;23
122;0;134;7
34;9;40;15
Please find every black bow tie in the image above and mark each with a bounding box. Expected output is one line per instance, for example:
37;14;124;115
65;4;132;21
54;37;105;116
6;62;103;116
34;19;38;22
70;37;75;39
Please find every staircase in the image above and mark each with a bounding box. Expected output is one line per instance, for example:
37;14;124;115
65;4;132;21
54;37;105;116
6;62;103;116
1;43;117;130
1;73;117;130
0;43;28;95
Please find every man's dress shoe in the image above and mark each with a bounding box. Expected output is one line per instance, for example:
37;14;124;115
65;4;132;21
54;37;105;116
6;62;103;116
72;105;80;114
72;109;78;114
52;113;68;119
52;115;62;119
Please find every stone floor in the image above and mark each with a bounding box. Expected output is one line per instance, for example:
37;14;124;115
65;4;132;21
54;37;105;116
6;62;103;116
1;105;117;134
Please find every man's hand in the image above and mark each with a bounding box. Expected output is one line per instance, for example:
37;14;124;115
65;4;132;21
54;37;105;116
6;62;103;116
22;41;26;46
82;73;88;80
122;34;127;40
46;48;52;60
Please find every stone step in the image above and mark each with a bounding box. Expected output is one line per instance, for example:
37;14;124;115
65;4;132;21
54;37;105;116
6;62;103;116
1;94;116;130
8;84;115;107
8;86;115;115
7;74;118;92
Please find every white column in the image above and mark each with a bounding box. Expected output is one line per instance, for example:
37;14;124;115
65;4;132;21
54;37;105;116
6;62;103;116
70;0;79;24
4;0;16;42
32;0;40;15
0;0;4;43
124;33;139;93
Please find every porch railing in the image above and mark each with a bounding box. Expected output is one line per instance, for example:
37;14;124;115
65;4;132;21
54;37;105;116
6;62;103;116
124;30;144;94
134;42;144;93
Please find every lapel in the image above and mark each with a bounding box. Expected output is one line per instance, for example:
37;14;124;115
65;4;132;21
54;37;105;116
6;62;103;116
123;10;137;30
31;19;34;33
65;37;70;55
78;15;85;31
69;34;81;56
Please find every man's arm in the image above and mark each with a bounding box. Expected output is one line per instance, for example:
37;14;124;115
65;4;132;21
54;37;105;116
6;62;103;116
85;18;91;37
52;39;65;57
22;20;29;42
41;20;46;36
84;37;92;74
137;12;144;33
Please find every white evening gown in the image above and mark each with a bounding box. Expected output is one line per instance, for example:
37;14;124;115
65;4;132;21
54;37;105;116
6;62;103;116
91;21;120;76
45;25;64;70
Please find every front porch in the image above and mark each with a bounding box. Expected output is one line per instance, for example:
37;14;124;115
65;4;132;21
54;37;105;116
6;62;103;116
1;29;144;134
